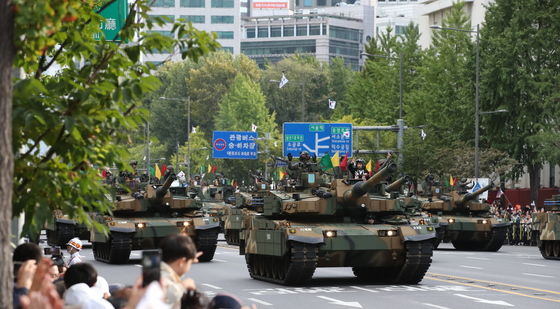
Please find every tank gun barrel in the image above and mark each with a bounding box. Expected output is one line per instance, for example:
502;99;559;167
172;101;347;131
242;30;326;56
456;182;493;205
342;161;397;205
155;173;176;199
385;176;409;192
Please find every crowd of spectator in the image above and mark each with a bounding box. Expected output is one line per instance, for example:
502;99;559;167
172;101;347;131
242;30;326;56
489;201;544;246
12;235;256;309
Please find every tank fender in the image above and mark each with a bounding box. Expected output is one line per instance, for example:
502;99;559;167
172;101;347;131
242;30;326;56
492;222;511;228
287;235;324;244
193;217;221;230
403;232;436;242
56;218;77;225
109;227;136;233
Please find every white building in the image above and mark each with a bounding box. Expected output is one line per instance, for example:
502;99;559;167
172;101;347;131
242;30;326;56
376;0;420;37
416;0;492;48
142;0;241;64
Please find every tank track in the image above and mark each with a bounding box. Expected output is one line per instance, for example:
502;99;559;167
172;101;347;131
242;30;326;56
47;223;77;247
92;232;132;264
246;242;318;285
195;228;220;262
224;229;240;246
539;240;560;260
353;239;433;284
451;226;507;252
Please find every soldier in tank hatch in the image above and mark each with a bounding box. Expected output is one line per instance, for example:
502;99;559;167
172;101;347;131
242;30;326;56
348;158;369;180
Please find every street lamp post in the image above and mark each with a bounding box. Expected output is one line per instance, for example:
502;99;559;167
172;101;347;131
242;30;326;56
160;96;191;179
360;52;404;119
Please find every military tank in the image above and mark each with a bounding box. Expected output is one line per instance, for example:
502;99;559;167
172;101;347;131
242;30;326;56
240;158;436;285
532;194;560;259
420;181;509;251
45;212;90;247
224;177;270;245
91;172;220;264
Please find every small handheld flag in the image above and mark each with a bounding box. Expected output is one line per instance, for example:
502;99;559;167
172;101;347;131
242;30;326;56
251;123;258;132
279;73;289;88
328;99;336;110
420;129;427;140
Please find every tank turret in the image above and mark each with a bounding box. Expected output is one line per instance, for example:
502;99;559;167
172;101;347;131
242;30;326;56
455;182;493;206
341;162;397;206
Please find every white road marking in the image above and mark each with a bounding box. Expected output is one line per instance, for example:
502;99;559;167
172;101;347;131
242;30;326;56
351;286;379;293
522;273;554;278
247;298;273;306
466;257;490;261
424;303;452;309
317;296;363;308
460;265;484;270
522;263;545;267
454;294;513;307
212;259;227;262
201;283;222;290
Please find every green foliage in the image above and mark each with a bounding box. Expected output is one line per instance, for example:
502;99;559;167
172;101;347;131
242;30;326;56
171;126;211;177
187;51;262;136
261;55;351;125
12;0;218;237
215;74;280;181
480;0;560;181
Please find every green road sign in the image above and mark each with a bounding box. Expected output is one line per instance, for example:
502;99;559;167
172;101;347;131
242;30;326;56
93;0;128;41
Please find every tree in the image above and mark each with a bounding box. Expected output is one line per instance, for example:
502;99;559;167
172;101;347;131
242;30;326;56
481;0;560;201
262;55;338;125
404;2;475;177
171;126;211;178
0;1;15;307
187;51;261;136
215;74;280;181
2;1;218;306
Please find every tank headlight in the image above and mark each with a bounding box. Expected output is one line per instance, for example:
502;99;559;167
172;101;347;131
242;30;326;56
448;218;455;224
378;230;398;237
289;228;296;234
176;221;191;227
478;219;489;224
427;226;434;231
135;222;146;229
323;230;337;238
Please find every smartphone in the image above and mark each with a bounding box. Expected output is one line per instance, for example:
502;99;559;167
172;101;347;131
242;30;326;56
142;250;161;287
44;247;62;256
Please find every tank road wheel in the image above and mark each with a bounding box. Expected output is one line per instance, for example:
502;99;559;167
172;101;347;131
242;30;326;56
245;242;317;285
554;241;560;258
481;226;508;252
47;223;76;247
544;241;554;259
92;233;132;264
195;228;220;262
224;229;240;246
353;240;433;284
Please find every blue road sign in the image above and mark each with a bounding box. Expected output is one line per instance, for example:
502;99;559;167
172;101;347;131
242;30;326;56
283;123;352;158
212;131;258;159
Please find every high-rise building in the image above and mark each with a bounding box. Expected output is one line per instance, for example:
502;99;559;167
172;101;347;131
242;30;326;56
416;0;492;48
376;0;420;36
240;2;375;70
142;0;241;65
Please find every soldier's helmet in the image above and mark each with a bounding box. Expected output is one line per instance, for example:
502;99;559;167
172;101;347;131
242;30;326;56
460;178;468;183
355;158;366;167
299;151;311;162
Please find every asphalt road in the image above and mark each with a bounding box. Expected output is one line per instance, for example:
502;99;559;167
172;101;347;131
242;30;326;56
74;240;559;309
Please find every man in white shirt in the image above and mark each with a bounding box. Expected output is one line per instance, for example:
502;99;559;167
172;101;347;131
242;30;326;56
66;237;83;266
63;263;113;309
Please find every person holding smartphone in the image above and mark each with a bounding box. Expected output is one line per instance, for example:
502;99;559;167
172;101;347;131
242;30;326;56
159;234;202;309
